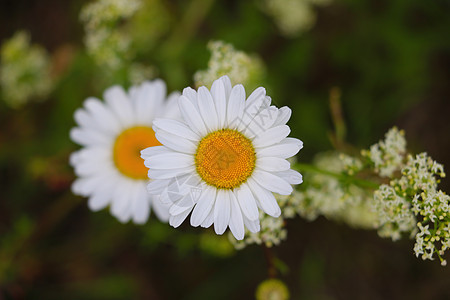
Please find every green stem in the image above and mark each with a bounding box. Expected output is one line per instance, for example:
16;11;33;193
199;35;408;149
294;163;380;189
329;87;346;147
262;245;277;278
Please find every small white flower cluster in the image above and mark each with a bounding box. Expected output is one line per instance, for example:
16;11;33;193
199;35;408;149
400;153;445;193
80;0;142;69
80;0;141;30
365;129;449;265
194;41;265;92
362;127;406;177
294;152;377;229
229;195;298;250
339;153;363;175
373;184;416;241
395;154;448;264
0;31;53;108
259;0;332;37
128;63;158;85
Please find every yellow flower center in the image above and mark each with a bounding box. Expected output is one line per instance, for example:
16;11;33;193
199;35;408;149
195;129;256;189
113;126;161;179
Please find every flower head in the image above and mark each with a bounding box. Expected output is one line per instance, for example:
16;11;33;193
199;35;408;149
141;75;303;239
70;79;180;223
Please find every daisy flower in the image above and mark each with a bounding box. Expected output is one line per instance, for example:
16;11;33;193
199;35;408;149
70;79;180;224
141;75;303;239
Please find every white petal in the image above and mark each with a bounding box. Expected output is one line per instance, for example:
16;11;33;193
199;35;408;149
153;118;200;141
182;87;199;109
257;157;291;172
229;192;245;240
190;185;216;227
151;195;170;222
130;81;166;124
274;169;303;185
245;94;271;119
70;128;111;147
214;189;231;235
247;178;281;217
74;108;98;131
201;209;214;228
144;152;194;169
87;188;112;211
115;209;132;224
273;106;292;126
243;215;261;233
257;138;302;159
218;75;232;99
211;78;227;128
148;80;166;111
71;148;112;177
147;179;170;194
69;151;81;166
245;87;266;109
178;95;208;135
159;189;172;205
104;86;134;128
236;93;270;134
163;173;201;205
252;125;290;148
75;146;111;162
169;193;196;215
253;170;293;195
110;179;133;222
73;159;113;178
131;182;151;224
84;97;121;134
198;86;219;132
162;91;181;119
242;106;278;138
72;175;109;196
155;130;196;154
226;84;246;128
147;166;194;180
169;207;192;228
235;183;259;221
140;145;168;159
71;178;86;195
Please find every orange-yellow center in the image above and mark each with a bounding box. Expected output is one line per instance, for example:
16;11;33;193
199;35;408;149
113;126;161;179
195;129;256;189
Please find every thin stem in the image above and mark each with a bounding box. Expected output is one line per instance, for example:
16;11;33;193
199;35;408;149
294;163;380;190
262;245;277;278
329;87;346;148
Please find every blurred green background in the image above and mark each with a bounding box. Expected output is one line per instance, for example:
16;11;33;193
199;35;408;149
1;0;450;299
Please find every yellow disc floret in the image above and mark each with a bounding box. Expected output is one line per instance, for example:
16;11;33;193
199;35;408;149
113;126;161;179
195;129;256;189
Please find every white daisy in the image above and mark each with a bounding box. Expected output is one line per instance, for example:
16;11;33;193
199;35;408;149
141;75;303;239
70;79;180;224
